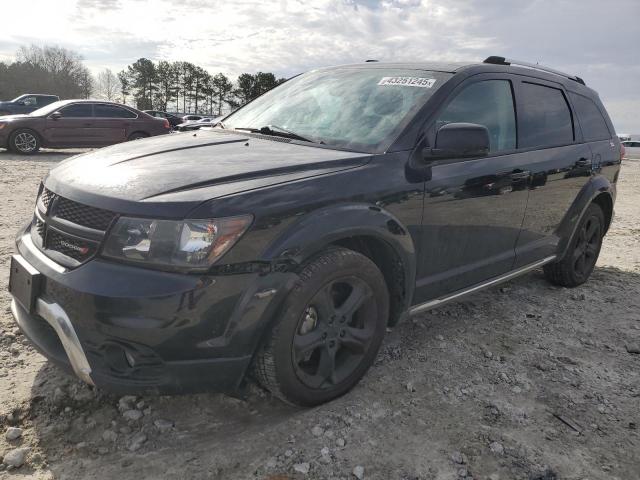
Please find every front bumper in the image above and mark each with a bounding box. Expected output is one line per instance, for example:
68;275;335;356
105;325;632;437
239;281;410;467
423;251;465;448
10;233;293;395
0;129;8;148
12;297;94;385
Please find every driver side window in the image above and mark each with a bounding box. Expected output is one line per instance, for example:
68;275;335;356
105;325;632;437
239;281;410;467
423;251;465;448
437;80;516;153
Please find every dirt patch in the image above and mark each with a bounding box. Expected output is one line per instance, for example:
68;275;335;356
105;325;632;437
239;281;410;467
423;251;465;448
0;149;638;479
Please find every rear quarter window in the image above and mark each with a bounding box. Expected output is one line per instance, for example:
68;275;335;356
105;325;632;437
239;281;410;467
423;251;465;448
94;104;137;118
518;82;574;149
569;93;611;141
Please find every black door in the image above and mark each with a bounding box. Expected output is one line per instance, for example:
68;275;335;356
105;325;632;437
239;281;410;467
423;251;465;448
414;75;532;303
512;80;594;267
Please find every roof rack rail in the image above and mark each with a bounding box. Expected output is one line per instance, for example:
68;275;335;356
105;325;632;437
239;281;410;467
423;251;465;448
483;56;585;85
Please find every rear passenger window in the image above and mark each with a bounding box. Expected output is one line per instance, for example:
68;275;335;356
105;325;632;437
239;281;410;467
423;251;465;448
519;82;573;148
59;104;93;118
437;80;516;152
569;93;611;141
94;104;137;118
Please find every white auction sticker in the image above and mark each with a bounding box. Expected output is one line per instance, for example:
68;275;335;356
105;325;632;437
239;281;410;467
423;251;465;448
378;77;436;88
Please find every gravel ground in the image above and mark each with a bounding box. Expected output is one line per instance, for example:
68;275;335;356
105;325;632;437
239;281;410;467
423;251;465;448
0;148;638;480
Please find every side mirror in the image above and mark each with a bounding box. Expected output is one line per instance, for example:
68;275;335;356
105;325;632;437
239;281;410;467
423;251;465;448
50;112;62;120
426;122;490;160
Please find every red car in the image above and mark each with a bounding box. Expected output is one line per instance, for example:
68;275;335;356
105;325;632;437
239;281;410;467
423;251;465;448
0;100;171;154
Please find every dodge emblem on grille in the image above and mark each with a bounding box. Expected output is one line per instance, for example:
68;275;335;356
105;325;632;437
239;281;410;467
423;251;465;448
60;240;89;255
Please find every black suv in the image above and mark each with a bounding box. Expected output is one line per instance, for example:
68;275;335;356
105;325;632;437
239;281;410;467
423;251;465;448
8;57;622;406
0;94;59;116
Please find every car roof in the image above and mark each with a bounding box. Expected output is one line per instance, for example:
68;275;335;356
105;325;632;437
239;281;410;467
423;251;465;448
320;61;470;73
53;99;137;107
319;60;597;96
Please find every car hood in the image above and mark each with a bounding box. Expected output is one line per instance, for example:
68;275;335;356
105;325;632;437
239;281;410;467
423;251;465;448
0;114;29;121
44;130;371;215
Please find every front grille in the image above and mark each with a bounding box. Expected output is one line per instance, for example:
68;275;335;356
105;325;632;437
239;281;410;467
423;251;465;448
40;188;55;211
54;197;116;231
45;229;98;262
33;187;117;267
35;218;45;238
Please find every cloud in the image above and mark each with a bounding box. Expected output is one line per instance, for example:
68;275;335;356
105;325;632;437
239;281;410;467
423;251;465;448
0;0;637;131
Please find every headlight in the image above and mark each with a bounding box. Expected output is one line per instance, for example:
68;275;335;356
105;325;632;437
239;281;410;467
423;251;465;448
102;215;252;271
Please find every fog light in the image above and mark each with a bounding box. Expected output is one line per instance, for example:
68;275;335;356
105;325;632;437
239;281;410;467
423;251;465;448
124;350;136;368
103;344;136;373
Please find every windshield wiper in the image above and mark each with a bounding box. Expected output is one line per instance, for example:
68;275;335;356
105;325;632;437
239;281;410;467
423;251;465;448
234;125;320;144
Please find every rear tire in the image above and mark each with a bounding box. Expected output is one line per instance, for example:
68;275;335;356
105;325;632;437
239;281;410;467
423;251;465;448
543;203;604;287
127;132;149;141
253;247;389;406
9;129;41;154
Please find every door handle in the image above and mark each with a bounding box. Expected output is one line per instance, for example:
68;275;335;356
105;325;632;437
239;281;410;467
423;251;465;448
83;123;93;127
576;158;591;167
510;170;531;180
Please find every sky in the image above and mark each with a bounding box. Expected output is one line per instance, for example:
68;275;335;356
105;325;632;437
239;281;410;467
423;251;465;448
1;0;638;133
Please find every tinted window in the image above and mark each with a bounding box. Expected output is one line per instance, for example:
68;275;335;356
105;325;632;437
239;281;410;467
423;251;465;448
94;104;137;118
37;96;54;106
59;104;93;118
569;93;610;141
437;80;516;152
519;82;573;148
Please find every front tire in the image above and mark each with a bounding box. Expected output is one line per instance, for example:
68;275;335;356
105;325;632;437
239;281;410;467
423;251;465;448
9;129;41;154
254;247;389;406
544;203;604;287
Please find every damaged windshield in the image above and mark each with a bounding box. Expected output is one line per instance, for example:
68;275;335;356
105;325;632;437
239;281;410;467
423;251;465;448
222;67;452;152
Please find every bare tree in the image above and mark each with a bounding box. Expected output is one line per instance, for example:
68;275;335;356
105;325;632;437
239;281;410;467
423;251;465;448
78;67;94;98
16;45;89;98
95;68;121;101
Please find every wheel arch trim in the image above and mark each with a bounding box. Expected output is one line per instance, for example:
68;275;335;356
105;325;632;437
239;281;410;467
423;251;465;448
260;203;417;316
556;174;615;260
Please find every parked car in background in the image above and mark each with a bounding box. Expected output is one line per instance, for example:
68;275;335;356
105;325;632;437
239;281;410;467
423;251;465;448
622;140;640;159
0;94;59;116
182;114;203;122
8;58;622;406
0;100;170;154
143;110;183;128
617;134;631;142
174;116;221;132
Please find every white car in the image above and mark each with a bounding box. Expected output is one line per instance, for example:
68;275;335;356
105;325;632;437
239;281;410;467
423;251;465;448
622;140;640;159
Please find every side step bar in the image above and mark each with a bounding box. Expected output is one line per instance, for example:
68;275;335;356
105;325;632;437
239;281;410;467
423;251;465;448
409;255;556;316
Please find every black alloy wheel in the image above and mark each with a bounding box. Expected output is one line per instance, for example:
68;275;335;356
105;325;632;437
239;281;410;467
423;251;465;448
292;276;377;389
544;203;604;287
572;214;601;280
254;247;389;406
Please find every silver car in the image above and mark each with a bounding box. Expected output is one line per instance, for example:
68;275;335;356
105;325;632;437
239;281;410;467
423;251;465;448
622;140;640;159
